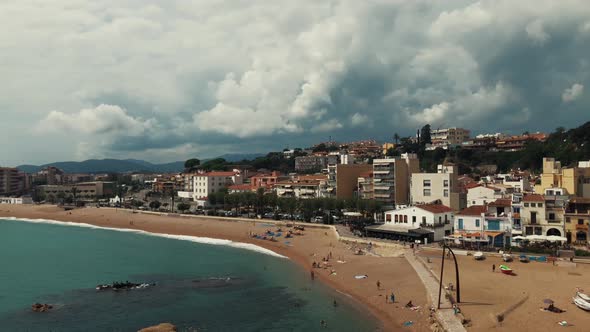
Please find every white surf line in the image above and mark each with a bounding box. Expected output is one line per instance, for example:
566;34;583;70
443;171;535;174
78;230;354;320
1;216;288;259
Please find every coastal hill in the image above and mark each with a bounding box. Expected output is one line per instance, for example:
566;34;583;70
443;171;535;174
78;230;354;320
16;153;264;174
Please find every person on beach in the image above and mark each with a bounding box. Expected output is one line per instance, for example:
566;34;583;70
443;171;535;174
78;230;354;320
376;280;381;289
406;301;414;308
390;292;395;303
310;270;315;280
492;264;496;273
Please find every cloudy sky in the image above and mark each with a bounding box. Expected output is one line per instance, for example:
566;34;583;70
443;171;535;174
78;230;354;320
2;0;589;166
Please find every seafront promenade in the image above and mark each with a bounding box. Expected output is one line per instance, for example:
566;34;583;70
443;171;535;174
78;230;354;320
405;250;467;332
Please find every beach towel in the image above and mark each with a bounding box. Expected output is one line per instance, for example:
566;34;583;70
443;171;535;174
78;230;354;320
403;321;414;327
354;275;368;279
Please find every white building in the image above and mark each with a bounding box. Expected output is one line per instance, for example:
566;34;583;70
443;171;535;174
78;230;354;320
0;196;33;204
275;181;321;199
178;171;243;201
410;164;465;211
467;184;507;207
381;204;454;242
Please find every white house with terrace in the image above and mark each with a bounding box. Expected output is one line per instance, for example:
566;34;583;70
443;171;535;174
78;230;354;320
366;204;453;243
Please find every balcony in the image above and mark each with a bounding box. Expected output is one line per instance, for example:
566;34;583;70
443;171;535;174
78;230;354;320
576;224;589;231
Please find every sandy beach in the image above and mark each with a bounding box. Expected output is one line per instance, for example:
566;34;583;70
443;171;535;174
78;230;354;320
418;249;590;331
0;205;431;331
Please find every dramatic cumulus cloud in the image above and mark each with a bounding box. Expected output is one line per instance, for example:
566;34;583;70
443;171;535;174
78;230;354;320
562;83;585;102
2;0;590;165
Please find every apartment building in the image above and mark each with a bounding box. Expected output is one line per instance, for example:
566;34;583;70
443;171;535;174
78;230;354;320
535;158;590;197
357;171;374;200
521;194;547;236
335;164;372;199
38;181;115;200
429;127;470;150
0;167;22;196
565;197;590;244
180;171;243;200
410;164;465;211
295;154;339;173
467;184;508;207
372;154;419;208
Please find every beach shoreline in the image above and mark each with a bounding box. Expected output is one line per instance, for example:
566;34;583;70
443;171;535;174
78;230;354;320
0;205;432;331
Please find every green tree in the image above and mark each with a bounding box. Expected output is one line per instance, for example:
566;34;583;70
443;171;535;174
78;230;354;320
184;158;201;170
56;191;66;204
420;124;432;145
177;202;191;213
393;133;400;144
46;194;56;204
149;200;162;211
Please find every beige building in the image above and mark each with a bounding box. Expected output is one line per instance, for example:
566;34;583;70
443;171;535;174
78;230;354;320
429;127;470;150
535;158;590;197
372;154;419;208
38;181;115;200
411;164;466;211
521;194;549;236
335;164;372;199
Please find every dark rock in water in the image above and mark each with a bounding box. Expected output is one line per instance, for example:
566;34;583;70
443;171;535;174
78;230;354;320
138;322;177;332
31;303;53;312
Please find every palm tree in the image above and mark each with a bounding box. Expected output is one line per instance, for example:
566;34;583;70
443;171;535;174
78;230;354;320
393;133;400;144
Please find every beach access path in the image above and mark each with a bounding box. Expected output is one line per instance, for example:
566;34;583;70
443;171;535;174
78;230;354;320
405;250;467;332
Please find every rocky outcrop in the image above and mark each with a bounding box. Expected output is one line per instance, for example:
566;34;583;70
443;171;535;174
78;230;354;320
138;323;177;332
31;303;53;312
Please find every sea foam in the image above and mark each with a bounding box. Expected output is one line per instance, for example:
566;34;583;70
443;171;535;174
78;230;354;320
1;216;288;259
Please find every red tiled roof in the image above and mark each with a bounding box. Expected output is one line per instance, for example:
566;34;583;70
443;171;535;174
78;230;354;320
457;205;487;216
203;171;237;177
417;204;453;214
228;184;252;191
523;194;545;202
489;199;511;207
465;183;482;189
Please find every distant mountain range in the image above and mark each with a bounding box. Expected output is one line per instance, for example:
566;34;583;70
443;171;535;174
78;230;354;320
16;153;265;174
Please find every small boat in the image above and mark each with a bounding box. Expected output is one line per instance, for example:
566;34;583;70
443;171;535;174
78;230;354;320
499;265;513;275
519;255;529;263
502;254;513;262
576;290;590;302
573;296;590;311
474;252;485;260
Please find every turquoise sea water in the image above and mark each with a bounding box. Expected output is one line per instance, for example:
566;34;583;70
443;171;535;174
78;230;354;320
0;218;378;331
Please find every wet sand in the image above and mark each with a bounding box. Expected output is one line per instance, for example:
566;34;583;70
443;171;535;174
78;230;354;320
0;205;431;331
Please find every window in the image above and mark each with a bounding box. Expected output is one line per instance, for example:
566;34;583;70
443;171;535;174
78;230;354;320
443;189;449;197
524;203;529;207
404;215;408;223
439;216;442;223
538;203;543;207
566;217;571;223
443;180;449;187
386;214;392;222
475;219;480;227
412;216;416;224
422;216;426;224
458;218;464;230
579;219;585;225
423;189;431;196
530;203;536;208
548;213;555;220
395;215;399;222
423;179;431;187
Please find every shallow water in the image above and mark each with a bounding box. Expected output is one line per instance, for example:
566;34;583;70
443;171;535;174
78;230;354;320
0;218;378;331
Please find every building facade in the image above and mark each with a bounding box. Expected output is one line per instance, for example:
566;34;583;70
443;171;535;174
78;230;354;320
372;154;419;208
335;164;372;199
0;167;22;196
565;197;590;244
429;127;470;150
535;158;590;197
410;164;465;211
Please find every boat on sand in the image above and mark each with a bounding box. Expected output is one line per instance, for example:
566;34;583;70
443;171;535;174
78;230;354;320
502;254;513;262
573;296;590;311
499;265;513;275
474;251;485;260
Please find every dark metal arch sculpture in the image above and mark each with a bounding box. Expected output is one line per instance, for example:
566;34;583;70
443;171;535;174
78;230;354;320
437;244;460;309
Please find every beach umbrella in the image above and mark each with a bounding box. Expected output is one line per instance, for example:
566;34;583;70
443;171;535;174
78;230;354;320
546;235;567;242
543;299;554;304
512;236;526;240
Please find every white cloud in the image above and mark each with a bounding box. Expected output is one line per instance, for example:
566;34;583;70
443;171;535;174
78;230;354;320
562;83;584;102
310;119;343;133
39;104;154;136
526;19;550;44
350;113;370;127
3;0;590;164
